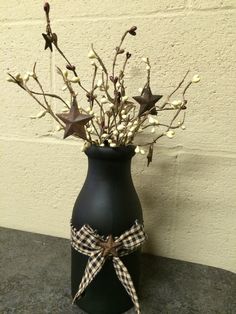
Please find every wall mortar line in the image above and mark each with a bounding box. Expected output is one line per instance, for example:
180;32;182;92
1;6;235;26
1;136;236;158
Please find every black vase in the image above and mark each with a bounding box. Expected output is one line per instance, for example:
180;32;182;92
71;144;143;314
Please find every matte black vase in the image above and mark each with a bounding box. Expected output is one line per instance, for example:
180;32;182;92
71;145;143;314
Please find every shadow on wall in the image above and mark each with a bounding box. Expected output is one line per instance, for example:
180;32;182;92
133;150;210;256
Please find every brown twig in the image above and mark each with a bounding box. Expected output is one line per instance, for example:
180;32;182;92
159;70;190;109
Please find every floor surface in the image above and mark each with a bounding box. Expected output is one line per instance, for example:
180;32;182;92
0;227;235;314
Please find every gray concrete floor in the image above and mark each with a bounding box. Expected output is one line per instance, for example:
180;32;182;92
0;227;235;314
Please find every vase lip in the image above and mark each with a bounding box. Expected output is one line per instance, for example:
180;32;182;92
84;144;136;161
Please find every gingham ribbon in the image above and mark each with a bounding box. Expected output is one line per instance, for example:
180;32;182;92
71;221;146;314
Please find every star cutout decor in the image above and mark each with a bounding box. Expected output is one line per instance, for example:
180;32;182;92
133;85;162;116
42;33;53;51
98;235;122;257
56;97;93;140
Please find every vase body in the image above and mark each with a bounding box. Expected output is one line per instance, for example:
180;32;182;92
71;145;143;314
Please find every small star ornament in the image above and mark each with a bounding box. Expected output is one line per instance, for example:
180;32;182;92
98;235;122;257
56;97;93;140
42;33;53;51
133;85;162;116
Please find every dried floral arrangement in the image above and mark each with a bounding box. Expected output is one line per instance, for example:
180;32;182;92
7;2;200;166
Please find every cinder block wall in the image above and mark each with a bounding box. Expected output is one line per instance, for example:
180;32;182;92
1;1;236;272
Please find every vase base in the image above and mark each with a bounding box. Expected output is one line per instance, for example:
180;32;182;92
72;250;140;314
75;301;134;314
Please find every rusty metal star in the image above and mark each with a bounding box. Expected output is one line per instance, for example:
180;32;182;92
133;85;162;116
98;235;122;257
56;97;93;140
42;33;53;51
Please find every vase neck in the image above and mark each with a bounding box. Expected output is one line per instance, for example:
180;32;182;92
86;157;132;183
84;145;135;183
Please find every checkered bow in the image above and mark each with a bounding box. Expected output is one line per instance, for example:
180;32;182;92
71;221;147;314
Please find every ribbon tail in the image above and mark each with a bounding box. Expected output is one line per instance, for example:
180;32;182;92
113;257;141;314
72;252;105;304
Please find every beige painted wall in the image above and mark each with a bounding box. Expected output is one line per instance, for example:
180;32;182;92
1;1;236;273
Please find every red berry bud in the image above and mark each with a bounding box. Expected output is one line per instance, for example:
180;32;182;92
66;64;76;71
126;52;131;59
115;47;125;54
44;2;50;14
114;76;118;84
128;26;137;36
